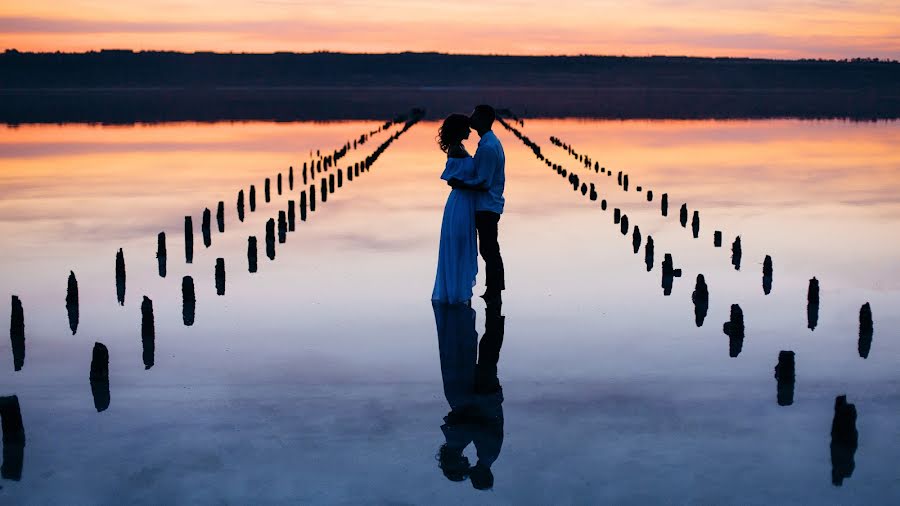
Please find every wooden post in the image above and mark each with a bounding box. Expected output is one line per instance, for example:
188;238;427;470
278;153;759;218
265;178;271;202
321;178;328;203
601;199;607;211
830;395;859;486
141;296;155;370
66;270;79;335
182;276;195;326
237;190;245;222
620;214;629;235
731;236;742;271
184;216;194;263
215;258;225;296
157;232;167;277
647;190;653;202
644;236;654;272
115;248;126;306
774;350;795;406
858;302;873;358
723;304;745;357
807;277;820;331
277;173;283;195
10;296;24;371
661;193;668;216
338;169;343;188
310;185;316;212
713;231;722;247
278;211;287;244
692;274;709;327
300;191;308;221
201;208;212;248
288;200;296;231
614;208;621;224
623;174;629;191
632;226;641;253
216;201;225;233
249;185;257;212
289;166;294;190
248;237;258;273
89;342;110;412
265;219;276;260
691;210;699;238
680;204;688;227
0;394;26;444
763;255;773;295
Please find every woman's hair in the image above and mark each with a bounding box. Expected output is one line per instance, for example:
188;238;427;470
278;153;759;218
437;114;470;153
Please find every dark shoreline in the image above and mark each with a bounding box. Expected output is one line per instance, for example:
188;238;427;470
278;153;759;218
3;87;899;124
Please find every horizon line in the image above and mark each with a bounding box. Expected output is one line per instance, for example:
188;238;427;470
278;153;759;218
3;48;898;64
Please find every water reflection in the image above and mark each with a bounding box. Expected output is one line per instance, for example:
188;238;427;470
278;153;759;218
830;395;859;486
9;296;24;372
89;342;110;413
433;301;505;491
0;395;25;481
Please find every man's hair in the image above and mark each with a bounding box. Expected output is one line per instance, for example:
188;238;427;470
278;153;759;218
473;104;496;123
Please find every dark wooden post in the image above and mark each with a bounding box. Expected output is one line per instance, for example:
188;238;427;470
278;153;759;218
157;232;167;278
265;178;271;202
763;255;773;295
184;216;194;263
858;302;873;358
288;200;296;231
237;190;245;222
614;208;621;224
89;342;110;412
115;248;126;306
216;201;225;233
249;185;257;212
182;276;195;326
300;191;308;221
731;236;742;271
632;226;641;253
647;190;653;202
338;169;343;188
10;296;24;371
265;219;276;260
141;296;155;370
215;258;225;296
807;277;820;331
692;274;709;327
289;166;294;190
66;271;79;335
620;214;629;235
723;304;745;357
661;193;668;216
278;211;287;244
691;210;699;238
830;395;859;486
680;204;688;227
321;178;328;203
201;208;212;248
310;185;316;212
328;174;335;194
644;236;654;272
774;350;795;406
277;173;283;195
248;237;258;273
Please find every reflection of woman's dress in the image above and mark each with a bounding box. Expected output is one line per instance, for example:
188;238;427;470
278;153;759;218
432;156;479;303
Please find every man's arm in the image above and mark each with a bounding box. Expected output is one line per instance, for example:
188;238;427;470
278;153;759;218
449;143;497;191
448;178;489;191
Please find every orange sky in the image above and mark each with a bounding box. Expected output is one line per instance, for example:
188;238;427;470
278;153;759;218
1;0;899;58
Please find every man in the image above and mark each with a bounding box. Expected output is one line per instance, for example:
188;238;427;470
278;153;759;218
449;105;506;304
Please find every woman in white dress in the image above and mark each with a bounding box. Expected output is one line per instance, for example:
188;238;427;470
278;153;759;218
432;114;479;304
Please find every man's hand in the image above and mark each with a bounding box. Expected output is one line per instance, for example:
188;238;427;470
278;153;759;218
447;178;464;189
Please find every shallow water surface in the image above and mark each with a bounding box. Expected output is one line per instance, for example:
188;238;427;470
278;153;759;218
0;117;899;504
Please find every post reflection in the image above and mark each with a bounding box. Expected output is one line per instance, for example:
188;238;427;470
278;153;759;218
432;301;505;491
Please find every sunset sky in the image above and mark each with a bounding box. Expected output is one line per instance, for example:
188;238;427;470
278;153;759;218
1;0;899;59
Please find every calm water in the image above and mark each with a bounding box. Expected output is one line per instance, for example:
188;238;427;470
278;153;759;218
1;117;899;504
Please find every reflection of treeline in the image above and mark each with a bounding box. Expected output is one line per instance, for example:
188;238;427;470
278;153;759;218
2;51;898;89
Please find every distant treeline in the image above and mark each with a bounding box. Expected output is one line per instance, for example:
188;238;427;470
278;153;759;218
1;51;899;123
2;50;898;89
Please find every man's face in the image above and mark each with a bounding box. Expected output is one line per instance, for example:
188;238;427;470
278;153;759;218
469;111;484;132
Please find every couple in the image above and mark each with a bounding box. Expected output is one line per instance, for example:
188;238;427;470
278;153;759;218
431;105;506;305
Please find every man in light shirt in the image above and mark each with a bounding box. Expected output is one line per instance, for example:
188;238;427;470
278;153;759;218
449;105;506;304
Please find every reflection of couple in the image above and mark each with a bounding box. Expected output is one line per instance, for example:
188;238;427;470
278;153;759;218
432;301;505;490
431;105;506;305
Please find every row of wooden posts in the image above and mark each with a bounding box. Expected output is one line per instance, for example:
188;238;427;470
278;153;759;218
508;116;862;485
4;110;425;439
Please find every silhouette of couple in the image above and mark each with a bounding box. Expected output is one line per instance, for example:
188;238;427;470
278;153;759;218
432;300;505;490
431;105;506;305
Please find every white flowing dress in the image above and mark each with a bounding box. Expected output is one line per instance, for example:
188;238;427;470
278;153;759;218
431;156;479;304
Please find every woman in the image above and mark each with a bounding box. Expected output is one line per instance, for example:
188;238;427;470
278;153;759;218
432;114;479;304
